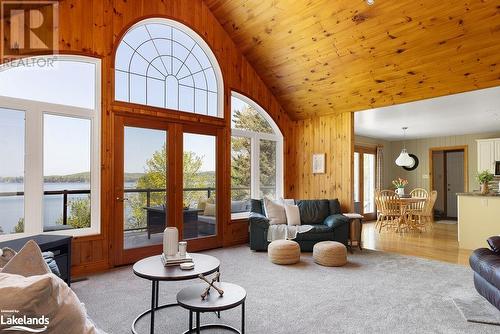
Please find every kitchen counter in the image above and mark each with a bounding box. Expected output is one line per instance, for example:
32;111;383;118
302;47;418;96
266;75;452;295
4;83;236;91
457;192;500;197
458;195;500;250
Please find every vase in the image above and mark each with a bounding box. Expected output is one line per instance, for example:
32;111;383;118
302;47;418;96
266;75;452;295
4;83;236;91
396;187;405;196
163;227;178;257
480;183;489;195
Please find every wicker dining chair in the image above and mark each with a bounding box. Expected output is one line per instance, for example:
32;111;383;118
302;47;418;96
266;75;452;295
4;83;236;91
412;190;437;231
375;190;401;232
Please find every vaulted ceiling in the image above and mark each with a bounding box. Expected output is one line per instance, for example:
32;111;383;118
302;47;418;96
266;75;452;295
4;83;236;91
205;0;500;119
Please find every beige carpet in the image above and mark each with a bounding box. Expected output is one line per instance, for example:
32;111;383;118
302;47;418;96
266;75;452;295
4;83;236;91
72;246;498;334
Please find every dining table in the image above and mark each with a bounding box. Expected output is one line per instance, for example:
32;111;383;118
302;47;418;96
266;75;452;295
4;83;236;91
395;197;427;232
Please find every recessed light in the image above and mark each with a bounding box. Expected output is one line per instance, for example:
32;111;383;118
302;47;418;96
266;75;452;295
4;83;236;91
366;0;375;5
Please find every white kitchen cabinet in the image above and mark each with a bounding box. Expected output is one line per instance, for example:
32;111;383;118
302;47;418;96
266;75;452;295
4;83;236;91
477;139;497;173
495;140;500;161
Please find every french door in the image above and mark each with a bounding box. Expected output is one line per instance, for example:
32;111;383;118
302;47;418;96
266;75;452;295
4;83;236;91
354;146;377;221
113;115;223;265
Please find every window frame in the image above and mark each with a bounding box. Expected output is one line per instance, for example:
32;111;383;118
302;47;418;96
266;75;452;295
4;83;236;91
0;55;101;240
114;18;224;118
231;92;284;201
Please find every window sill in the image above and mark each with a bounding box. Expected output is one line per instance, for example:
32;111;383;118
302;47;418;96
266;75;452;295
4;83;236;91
231;212;250;223
0;227;100;242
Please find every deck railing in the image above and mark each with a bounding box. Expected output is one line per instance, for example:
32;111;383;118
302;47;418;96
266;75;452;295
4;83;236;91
0;186;267;229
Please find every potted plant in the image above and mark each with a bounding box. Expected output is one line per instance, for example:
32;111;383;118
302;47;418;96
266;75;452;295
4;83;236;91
392;177;408;196
476;170;494;194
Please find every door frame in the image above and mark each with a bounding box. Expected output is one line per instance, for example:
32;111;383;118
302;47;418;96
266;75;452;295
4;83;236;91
354;145;377;221
112;113;226;265
429;145;468;218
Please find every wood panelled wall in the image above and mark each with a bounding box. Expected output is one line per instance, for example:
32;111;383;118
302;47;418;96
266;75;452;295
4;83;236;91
286;112;353;212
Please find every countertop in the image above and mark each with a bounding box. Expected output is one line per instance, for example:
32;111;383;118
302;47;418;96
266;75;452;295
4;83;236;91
457;192;500;197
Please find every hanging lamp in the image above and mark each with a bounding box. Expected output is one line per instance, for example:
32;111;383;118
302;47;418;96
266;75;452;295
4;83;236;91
395;127;414;167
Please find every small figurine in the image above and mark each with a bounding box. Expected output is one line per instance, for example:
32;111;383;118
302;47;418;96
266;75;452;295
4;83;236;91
198;273;224;300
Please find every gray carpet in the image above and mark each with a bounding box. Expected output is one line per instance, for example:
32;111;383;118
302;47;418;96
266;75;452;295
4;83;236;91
453;296;500;325
72;246;499;334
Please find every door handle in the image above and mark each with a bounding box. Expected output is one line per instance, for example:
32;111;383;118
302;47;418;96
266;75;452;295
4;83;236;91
116;197;128;202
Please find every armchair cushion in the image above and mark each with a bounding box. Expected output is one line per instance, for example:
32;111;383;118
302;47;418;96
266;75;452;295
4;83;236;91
296;199;330;225
324;214;349;229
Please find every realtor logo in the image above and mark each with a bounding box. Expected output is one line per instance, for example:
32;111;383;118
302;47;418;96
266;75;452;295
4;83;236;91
1;0;59;60
0;310;49;333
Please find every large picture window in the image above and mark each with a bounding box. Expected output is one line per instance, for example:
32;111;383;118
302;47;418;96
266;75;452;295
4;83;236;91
115;18;223;117
231;92;283;213
0;55;101;239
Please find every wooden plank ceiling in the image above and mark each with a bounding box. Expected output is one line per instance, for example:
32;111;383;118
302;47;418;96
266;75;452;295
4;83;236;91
205;0;500;119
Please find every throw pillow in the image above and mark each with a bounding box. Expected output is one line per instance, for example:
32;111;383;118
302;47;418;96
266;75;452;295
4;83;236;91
284;204;301;226
1;240;51;276
204;203;216;216
0;247;16;269
0;272;103;334
197;200;207;211
487;236;500;253
263;197;286;225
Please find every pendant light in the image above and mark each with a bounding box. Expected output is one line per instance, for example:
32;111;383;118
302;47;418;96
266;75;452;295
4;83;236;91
395;127;414;167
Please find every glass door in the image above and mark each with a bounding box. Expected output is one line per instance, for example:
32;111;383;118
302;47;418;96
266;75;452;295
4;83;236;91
114;118;223;265
354;147;377;221
181;128;221;251
114;116;172;265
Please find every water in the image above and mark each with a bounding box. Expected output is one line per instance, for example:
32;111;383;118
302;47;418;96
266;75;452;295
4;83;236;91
0;182;91;234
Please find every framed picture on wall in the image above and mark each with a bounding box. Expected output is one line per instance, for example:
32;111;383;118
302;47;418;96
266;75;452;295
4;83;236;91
312;153;326;174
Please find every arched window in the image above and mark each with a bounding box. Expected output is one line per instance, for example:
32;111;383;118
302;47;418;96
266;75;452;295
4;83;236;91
0;55;101;239
115;18;223;117
231;92;283;209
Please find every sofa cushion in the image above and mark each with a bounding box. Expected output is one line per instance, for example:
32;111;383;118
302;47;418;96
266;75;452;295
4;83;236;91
470;248;500;290
0;273;102;334
324;214;349;228
296;199;330;225
329;199;342;214
251;199;264;215
295;224;335;242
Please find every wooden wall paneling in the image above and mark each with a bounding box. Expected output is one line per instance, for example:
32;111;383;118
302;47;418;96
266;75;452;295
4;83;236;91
287;112;353;212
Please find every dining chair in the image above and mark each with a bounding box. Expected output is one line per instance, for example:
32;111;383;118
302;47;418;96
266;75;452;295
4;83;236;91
409;188;429;214
412;190;437;231
375;190;401;232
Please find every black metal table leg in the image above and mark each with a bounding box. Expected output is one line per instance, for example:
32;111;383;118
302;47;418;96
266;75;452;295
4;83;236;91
217;271;221;318
189;310;193;332
196;312;200;334
241;301;245;334
150;280;157;334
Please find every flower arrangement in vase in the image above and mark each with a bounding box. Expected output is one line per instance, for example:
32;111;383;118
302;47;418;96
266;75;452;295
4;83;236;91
392;177;408;196
476;170;494;195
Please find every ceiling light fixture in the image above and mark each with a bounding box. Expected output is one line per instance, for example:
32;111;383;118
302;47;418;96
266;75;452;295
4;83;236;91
395;127;414;167
366;0;375;5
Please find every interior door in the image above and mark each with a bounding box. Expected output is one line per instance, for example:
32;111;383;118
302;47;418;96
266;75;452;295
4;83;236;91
446;151;464;218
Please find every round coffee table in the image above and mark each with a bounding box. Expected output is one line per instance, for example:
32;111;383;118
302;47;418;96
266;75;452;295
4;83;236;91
177;283;246;334
132;254;220;334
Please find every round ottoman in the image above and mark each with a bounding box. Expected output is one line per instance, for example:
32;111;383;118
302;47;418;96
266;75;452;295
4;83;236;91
268;240;300;265
313;241;347;267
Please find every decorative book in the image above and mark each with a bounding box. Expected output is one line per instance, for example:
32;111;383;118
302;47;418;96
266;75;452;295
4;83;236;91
161;253;193;267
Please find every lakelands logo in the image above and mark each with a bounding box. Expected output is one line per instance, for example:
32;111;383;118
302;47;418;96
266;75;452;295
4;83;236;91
0;310;49;333
1;0;59;62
